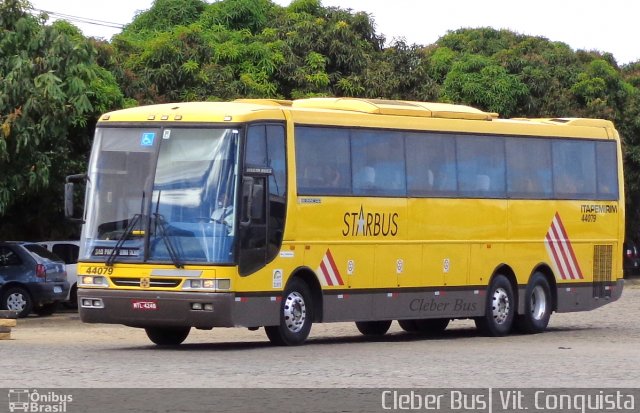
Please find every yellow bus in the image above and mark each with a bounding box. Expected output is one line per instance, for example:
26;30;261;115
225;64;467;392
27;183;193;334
66;98;624;346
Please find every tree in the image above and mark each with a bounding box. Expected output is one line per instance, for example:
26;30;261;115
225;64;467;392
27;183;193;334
0;0;123;239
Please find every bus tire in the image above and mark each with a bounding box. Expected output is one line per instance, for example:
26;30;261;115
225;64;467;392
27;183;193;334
398;319;419;332
145;326;191;346
265;278;313;346
475;274;515;336
415;318;450;334
355;320;392;336
514;272;552;334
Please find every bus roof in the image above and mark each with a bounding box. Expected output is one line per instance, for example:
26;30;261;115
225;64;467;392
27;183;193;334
97;98;617;139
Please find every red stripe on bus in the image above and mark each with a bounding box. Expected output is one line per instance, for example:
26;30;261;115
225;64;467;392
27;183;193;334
546;232;567;280
553;213;583;279
319;259;334;286
325;249;344;285
550;220;574;279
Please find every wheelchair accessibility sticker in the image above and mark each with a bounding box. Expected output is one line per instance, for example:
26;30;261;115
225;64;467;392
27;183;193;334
140;132;155;147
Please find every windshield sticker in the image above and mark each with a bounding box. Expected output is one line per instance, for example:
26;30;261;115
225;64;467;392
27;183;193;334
93;247;140;257
140;132;155;146
162;130;171;140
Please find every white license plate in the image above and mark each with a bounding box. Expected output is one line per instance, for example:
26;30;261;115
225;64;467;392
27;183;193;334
54;286;62;294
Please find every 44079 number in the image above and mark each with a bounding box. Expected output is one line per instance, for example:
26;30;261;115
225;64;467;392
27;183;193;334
85;266;114;275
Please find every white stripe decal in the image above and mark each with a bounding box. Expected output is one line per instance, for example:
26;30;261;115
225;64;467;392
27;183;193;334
545;213;583;280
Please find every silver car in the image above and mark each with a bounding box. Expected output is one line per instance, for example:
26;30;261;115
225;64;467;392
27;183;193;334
0;241;70;317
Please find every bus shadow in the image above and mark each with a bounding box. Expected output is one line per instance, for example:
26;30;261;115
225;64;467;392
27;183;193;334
117;327;486;352
115;324;598;352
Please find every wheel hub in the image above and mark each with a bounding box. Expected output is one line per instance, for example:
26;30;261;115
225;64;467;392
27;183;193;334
283;291;306;333
7;293;26;311
530;285;547;320
491;287;511;325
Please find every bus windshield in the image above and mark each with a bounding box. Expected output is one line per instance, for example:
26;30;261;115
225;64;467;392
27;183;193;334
80;126;240;265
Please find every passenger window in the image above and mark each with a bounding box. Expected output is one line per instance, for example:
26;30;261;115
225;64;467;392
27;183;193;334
553;140;596;199
406;133;457;196
596;141;618;199
0;247;21;266
351;130;406;196
295;127;351;195
52;244;79;265
457;136;505;198
506;138;552;198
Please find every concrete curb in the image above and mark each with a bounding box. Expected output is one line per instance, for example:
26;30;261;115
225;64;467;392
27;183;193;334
0;310;18;340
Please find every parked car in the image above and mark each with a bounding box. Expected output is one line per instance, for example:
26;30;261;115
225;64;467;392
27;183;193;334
0;241;69;317
38;240;79;307
623;240;640;277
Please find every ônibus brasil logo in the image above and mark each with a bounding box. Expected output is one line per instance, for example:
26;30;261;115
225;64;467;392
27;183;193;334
8;389;72;413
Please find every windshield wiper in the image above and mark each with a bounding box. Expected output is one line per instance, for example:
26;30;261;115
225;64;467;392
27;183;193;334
152;212;184;269
105;214;142;267
151;190;183;268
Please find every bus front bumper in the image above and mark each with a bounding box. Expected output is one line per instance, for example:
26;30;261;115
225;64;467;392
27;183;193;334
77;289;238;329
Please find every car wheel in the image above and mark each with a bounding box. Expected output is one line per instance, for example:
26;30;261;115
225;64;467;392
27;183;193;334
34;302;58;316
145;327;191;346
62;284;78;309
1;286;33;318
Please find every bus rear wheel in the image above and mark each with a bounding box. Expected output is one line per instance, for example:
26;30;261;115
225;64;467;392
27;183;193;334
145;326;191;346
399;319;449;334
475;274;515;336
355;320;392;336
265;278;313;346
398;319;418;332
415;318;450;334
514;272;552;334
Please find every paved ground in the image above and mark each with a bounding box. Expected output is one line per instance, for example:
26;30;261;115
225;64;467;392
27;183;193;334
3;280;640;389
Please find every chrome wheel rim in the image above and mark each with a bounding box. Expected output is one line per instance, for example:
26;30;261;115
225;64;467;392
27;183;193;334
491;287;511;325
7;293;27;312
530;285;547;321
283;291;306;333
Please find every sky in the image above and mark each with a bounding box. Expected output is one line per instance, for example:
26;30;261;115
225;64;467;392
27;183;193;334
29;0;640;65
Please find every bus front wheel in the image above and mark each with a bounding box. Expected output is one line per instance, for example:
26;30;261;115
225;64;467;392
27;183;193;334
145;326;191;346
475;274;515;336
355;320;392;336
265;278;313;346
514;272;552;334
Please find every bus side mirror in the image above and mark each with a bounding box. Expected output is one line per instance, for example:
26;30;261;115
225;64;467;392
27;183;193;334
64;183;75;218
241;177;254;227
240;177;265;227
250;182;264;220
65;174;87;223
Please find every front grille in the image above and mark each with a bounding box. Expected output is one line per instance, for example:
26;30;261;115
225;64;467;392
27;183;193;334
593;244;613;298
110;277;182;288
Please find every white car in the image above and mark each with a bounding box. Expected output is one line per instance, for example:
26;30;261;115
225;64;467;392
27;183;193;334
38;241;79;308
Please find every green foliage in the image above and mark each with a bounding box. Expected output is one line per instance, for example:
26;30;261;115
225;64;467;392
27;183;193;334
441;54;529;116
125;0;207;34
0;0;123;239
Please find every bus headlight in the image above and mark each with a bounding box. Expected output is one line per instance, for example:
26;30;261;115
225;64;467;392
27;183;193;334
183;279;230;291
80;276;109;287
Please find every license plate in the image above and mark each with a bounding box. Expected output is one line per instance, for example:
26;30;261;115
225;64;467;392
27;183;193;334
132;300;158;310
53;286;62;294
